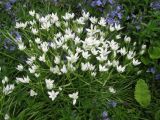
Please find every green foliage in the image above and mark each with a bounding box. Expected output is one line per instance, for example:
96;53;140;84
134;79;151;108
148;46;160;59
155;110;160;120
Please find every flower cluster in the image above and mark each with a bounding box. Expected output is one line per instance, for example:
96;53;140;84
3;10;145;106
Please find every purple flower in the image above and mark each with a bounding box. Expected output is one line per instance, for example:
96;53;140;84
96;0;103;6
150;1;160;10
117;13;122;19
106;17;115;24
4;2;12;10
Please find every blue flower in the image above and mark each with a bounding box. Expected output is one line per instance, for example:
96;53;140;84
146;67;156;74
150;1;160;10
96;0;103;6
4;2;12;10
102;111;110;120
4;38;16;51
108;100;117;107
9;0;17;4
155;74;160;80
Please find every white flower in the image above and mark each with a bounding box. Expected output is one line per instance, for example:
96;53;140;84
28;64;38;74
76;47;82;53
77;27;83;34
106;60;112;67
82;11;90;20
45;79;54;90
86;24;100;36
74;36;81;45
50;66;61;75
116;65;125;73
4;114;10;120
48;90;59;101
109;87;116;93
96;54;108;62
26;56;36;65
50;13;59;24
82;51;90;59
112;60;119;67
109;25;115;32
124;35;131;43
30;89;38;96
91;48;98;55
16;76;30;83
2;76;9;84
35;38;41;44
109;40;119;51
39;54;46;62
31;28;38;35
18;42;26;51
69;92;78;105
3;84;15;95
36;13;40;19
116;34;121;39
29;10;35;16
61;65;67;73
41;21;51;30
98;17;106;26
29;20;36;26
127;51;135;60
63;12;74;21
81;62;95;71
115;23;123;31
76;17;85;25
15;22;27;29
99;64;108;72
118;47;127;56
142;44;146;49
54;56;60;64
35;73;40;78
59;87;62;91
16;64;24;71
66;53;79;63
91;72;97;77
140;50;145;55
132;59;141;66
40;42;49;53
90;16;98;24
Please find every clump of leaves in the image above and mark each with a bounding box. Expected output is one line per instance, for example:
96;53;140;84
134;79;151;108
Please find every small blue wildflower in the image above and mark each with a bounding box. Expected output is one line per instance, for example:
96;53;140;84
102;111;110;120
9;0;17;4
4;38;16;51
106;17;115;24
4;2;12;10
150;1;160;10
108;100;117;108
155;74;160;80
96;0;103;6
102;111;108;118
108;0;113;5
117;13;122;19
146;67;156;74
